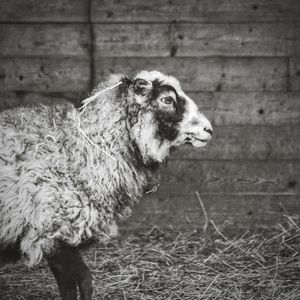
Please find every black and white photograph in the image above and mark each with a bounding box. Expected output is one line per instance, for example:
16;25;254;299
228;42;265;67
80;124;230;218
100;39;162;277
0;0;300;299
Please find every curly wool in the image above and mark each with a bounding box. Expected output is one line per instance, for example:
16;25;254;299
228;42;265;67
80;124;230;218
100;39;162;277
0;75;151;266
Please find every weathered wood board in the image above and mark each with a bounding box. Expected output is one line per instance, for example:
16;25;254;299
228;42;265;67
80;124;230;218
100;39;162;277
94;24;171;57
93;23;300;57
158;160;299;194
121;194;300;231
0;0;88;22
2;0;299;23
0;24;90;57
0;58;90;92
95;57;288;92
91;0;300;23
189;92;300;126
172;23;300;57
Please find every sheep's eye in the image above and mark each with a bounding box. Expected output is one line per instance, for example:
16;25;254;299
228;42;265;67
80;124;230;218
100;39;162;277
160;97;174;105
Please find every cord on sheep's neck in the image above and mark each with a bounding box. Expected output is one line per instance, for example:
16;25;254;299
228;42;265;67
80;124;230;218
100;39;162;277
74;81;123;161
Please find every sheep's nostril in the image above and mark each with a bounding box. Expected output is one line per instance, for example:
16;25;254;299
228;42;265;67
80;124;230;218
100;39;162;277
204;127;213;136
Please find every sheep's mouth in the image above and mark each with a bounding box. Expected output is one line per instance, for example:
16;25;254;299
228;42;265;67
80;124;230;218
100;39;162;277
184;137;209;147
193;137;209;143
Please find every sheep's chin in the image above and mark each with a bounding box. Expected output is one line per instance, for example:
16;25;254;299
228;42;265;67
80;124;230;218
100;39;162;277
169;146;176;154
143;157;160;170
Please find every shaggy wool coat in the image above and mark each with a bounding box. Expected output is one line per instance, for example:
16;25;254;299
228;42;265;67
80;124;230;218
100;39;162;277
0;75;154;266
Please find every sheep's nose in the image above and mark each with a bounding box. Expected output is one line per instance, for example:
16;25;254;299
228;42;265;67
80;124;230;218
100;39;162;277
204;127;213;136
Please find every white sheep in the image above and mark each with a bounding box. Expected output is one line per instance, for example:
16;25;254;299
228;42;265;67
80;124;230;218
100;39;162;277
0;71;212;299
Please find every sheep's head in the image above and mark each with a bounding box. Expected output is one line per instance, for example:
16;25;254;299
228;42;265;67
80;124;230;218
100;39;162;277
127;71;212;166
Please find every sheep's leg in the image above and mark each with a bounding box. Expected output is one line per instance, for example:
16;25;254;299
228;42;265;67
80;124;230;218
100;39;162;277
47;246;78;300
69;247;93;300
47;245;93;300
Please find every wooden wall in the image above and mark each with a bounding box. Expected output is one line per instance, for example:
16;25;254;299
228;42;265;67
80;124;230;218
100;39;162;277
0;0;300;231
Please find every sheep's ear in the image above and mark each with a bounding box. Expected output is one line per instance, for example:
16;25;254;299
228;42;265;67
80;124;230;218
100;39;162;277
133;78;152;96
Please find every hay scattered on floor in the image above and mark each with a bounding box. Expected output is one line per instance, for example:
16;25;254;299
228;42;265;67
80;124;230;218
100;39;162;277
1;217;300;299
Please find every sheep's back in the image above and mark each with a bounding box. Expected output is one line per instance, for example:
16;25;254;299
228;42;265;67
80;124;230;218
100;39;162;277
0;99;148;266
0;103;74;159
0;103;81;263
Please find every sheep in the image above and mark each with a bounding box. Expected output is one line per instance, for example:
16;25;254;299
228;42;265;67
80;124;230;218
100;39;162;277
0;70;213;299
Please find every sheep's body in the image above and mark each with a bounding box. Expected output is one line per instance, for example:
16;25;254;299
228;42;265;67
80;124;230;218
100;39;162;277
0;76;149;266
0;71;213;299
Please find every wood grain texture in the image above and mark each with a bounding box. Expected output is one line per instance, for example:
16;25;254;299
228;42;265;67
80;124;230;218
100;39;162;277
91;0;300;23
94;24;171;57
172;125;300;160
158;160;299;194
0;58;90;92
0;24;90;57
172;23;300;57
0;0;88;22
190;92;300;126
95;57;287;92
289;58;300;91
121;194;300;231
93;23;300;57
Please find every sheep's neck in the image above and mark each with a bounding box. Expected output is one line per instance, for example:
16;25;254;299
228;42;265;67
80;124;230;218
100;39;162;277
69;105;152;213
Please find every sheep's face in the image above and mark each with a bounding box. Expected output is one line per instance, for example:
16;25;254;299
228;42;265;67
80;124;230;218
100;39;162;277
129;71;213;165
